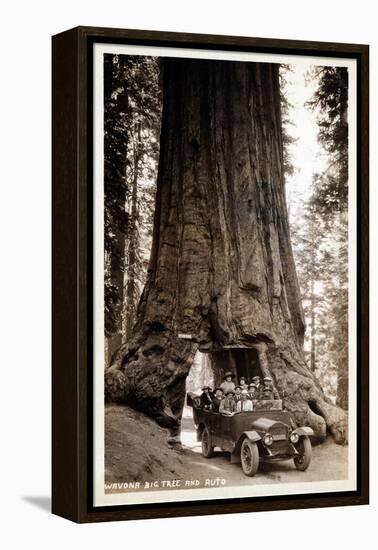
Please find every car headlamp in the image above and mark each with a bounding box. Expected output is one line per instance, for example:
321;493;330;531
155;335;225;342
263;434;273;446
290;432;300;444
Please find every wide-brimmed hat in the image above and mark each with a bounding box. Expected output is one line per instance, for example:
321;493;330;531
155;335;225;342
252;376;260;382
214;387;223;393
235;385;241;390
202;385;211;391
241;389;249;396
263;377;273;382
223;371;235;379
249;383;257;389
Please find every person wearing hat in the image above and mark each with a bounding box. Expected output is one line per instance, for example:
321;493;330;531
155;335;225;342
248;383;258;400
252;375;262;398
234;385;242;402
236;389;253;412
211;387;224;413
262;377;279;400
219;389;236;415
200;385;214;409
239;376;248;392
220;371;236;395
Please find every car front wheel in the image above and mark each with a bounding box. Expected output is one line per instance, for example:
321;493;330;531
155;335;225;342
240;439;259;477
201;427;214;458
294;436;312;471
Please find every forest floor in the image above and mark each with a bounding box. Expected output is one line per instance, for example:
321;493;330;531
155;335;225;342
105;404;349;496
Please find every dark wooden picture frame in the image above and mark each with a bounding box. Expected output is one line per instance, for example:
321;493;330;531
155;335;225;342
52;26;369;523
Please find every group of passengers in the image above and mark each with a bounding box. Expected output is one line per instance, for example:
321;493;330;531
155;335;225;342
199;371;279;415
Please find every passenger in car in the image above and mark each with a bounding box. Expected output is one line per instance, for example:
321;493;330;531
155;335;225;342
220;371;236;394
252;375;262;398
262;377;280;400
234;385;242;402
248;383;257;399
239;376;248;392
211;388;224;412
219;389;236;415
200;385;214;409
236;389;253;412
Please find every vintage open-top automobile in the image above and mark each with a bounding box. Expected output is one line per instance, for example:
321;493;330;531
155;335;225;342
187;394;314;476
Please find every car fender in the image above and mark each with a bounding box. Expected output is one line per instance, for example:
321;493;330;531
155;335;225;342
292;427;314;437
241;430;261;443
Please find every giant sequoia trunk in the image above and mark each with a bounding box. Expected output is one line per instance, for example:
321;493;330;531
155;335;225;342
106;59;348;444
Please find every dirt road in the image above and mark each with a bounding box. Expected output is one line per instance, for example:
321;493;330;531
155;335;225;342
105;405;349;494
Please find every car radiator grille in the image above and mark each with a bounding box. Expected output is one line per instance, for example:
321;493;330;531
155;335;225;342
270;426;288;442
271;440;290;453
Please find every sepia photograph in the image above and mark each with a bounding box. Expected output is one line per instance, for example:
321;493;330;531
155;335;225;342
92;44;357;507
1;0;374;540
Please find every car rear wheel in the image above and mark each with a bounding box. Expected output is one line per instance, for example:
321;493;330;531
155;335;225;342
294;436;312;471
201;427;214;458
240;439;259;477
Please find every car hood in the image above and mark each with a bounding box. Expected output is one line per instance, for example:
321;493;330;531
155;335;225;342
252;417;286;432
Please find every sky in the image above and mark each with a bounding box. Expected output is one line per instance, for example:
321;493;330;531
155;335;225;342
282;64;329;359
283;64;327;223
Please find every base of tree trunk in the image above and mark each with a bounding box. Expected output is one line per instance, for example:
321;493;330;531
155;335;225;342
106;336;348;445
105;328;198;439
268;348;348;444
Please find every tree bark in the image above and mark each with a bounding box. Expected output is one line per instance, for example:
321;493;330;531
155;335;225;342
104;54;128;361
337;370;348;410
336;212;348;411
310;278;316;372
106;59;348;444
123;123;141;343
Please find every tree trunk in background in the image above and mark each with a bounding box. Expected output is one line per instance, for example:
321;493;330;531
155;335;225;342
123;124;141;343
337;370;348;410
336;212;349;410
106;59;348;444
307;209;317;374
104;55;128;364
310;278;316;372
